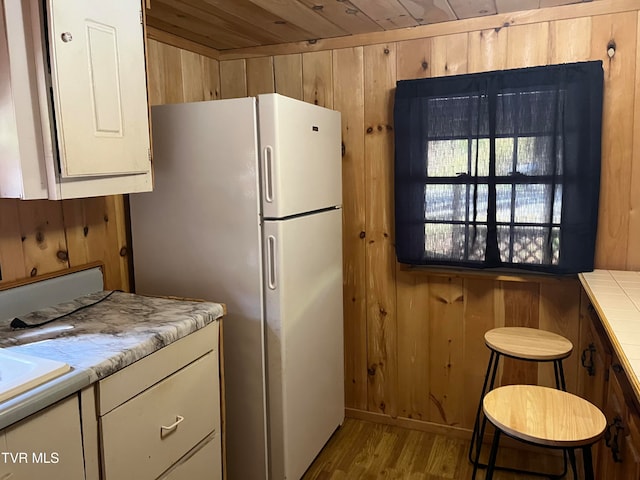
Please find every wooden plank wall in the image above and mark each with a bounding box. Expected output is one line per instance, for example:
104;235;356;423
0;196;130;291
203;3;640;432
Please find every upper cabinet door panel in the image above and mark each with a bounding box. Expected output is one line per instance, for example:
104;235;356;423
48;0;150;177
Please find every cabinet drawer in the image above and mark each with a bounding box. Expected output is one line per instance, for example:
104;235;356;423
100;351;220;480
159;432;222;480
98;321;219;415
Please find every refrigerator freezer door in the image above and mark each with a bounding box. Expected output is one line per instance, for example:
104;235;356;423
129;98;269;480
263;208;345;480
258;94;342;219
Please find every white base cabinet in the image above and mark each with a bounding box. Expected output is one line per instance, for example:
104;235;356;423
97;321;223;480
0;395;85;480
0;322;223;480
0;324;223;480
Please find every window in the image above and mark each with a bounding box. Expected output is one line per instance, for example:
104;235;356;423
394;61;603;274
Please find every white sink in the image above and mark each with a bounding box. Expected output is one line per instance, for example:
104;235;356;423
0;349;70;403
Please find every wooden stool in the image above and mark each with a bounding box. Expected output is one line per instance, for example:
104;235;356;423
469;327;574;477
478;385;607;480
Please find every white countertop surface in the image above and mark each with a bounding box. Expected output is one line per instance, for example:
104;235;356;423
579;269;640;402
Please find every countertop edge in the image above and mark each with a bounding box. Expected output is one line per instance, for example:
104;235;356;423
0;369;91;431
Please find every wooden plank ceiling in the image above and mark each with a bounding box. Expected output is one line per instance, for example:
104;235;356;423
146;0;597;52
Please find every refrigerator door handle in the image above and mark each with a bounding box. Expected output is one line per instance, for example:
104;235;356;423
263;146;274;203
267;234;277;290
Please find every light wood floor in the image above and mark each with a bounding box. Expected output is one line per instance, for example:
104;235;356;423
303;418;570;479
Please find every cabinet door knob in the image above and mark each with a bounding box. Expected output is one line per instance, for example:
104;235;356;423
61;32;73;42
160;415;184;435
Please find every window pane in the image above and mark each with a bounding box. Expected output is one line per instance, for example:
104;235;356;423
427;138;509;178
496;185;512;223
497;225;559;265
514;184;553;224
424;184;488;222
427;97;470;138
470;185;488;222
425;184;465;221
495;92;517;136
553;185;562;224
551;227;560;264
495;184;561;225
427;140;468;177
516;90;563;136
470;139;490;177
424;223;462;260
427;95;488;138
516;136;562;176
494;138;515;176
496;90;562;136
424;223;487;262
427;138;516;177
467;225;487;261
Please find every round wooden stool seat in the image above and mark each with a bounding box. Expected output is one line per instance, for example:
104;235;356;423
483;385;607;448
484;327;573;361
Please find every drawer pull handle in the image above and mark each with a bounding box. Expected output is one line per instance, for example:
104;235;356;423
604;416;624;463
161;415;184;434
581;343;596;376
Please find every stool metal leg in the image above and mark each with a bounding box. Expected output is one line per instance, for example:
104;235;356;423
471;440;481;480
582;446;594;480
468;350;500;466
553;359;567;391
555;359;574;479
485;429;501;480
558;360;567;391
567;448;578;480
474;414;491;473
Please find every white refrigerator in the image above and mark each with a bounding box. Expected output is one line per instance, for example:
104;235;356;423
129;94;345;480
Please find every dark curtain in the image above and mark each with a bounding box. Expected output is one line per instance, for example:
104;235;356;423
394;61;603;274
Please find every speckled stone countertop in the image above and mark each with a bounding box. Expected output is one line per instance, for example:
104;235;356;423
0;291;224;429
579;270;640;404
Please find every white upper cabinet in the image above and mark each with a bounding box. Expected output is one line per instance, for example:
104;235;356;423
0;0;152;200
49;0;150;178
